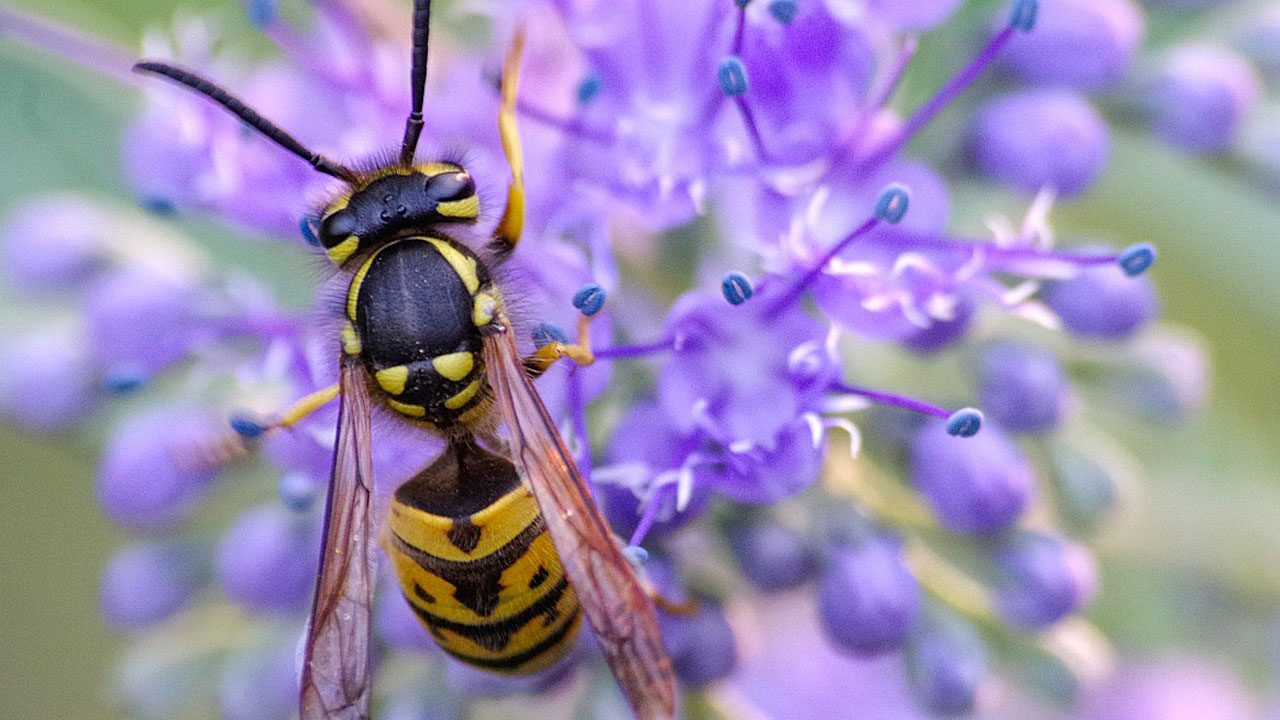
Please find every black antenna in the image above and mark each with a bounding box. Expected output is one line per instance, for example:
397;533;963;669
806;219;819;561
133;61;357;182
399;0;431;166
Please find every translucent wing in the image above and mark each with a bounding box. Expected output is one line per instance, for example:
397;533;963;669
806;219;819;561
300;355;377;720
482;322;677;720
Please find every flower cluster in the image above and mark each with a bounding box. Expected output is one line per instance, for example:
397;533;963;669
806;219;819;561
0;0;1228;717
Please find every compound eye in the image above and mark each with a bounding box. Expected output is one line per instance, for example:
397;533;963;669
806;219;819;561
425;171;476;202
319;209;356;248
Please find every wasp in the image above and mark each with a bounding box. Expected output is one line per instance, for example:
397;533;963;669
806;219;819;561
133;3;676;718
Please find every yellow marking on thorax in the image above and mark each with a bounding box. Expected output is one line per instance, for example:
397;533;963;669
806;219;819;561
341;322;362;355
435;196;480;221
432;352;474;382
424;237;480;294
375;366;409;395
389;484;541;562
472;292;498;327
386;398;426;417
457;401;492;428
444;380;481;410
323;194;351;215
326;235;360;266
346;250;380;320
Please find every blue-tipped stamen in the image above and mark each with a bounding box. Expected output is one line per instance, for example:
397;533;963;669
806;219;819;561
139;196;177;216
1118;243;1156;277
572;283;607;317
946;408;984;438
718;57;750;97
768;0;798;24
623;545;650;566
832;381;981;436
299;216;319;246
104;364;147;394
1009;0;1038;32
722;272;755;306
874;184;911;224
576;72;603;105
245;0;276;28
230;413;268;439
531;321;570;348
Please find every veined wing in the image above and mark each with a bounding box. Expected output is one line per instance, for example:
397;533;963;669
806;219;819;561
300;354;377;720
481;322;677;720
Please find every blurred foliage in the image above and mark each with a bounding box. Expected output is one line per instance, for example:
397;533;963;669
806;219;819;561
1;1;1278;719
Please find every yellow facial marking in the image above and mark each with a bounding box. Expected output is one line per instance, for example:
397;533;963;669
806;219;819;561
323;194;350;216
444;380;480;410
416;162;457;176
375;365;409;395
472;292;497;327
326;235;360;266
341;322;362;355
431;352;474;382
435;196;480;221
347;251;378;320
387;399;426;418
424;237;480;294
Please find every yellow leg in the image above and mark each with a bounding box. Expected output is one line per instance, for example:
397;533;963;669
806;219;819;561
493;27;526;254
276;383;341;428
526;314;595;374
650;590;699;617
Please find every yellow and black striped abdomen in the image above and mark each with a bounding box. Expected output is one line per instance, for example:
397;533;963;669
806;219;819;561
384;443;581;674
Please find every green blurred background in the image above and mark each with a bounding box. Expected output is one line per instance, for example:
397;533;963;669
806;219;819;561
1;1;1279;718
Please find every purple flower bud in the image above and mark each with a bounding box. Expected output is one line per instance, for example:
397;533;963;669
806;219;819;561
218;640;298;720
99;540;203;630
817;536;921;656
216;504;317;612
728;521;817;592
977;341;1070;433
1003;0;1144;89
0;196;110;292
1237;10;1280;81
970;89;1110;197
905;610;988;716
993;532;1097;629
83;267;200;376
0;328;94;432
910;421;1034;533
96;409;222;529
1047;441;1116;532
1144;45;1261;154
661;599;738;687
1104;329;1210;422
1040;259;1159;339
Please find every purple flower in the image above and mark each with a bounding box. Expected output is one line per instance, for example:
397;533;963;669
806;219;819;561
992;531;1097;629
216;503;318;612
99;540;204;630
910;420;1034;533
96;408;223;529
970;89;1111;197
1002;0;1144;89
219;638;300;720
0;195;111;292
82;266;203;379
817;535;921;656
1040;253;1159;339
0;327;94;431
1143;45;1261;154
977;340;1071;433
904;609;988;716
727;520;817;592
661;598;739;688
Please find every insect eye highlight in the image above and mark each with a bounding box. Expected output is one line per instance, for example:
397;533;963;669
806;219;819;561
426;171;476;203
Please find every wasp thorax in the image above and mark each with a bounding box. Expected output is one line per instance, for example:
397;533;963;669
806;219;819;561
319;165;481;266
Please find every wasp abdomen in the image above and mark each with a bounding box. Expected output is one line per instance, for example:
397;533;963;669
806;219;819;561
385;443;582;674
350;237;494;426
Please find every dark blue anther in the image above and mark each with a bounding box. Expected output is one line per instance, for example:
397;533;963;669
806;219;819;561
245;0;276;28
1009;0;1038;32
230;413;268;439
721;272;755;306
946;408;984;438
718;57;750;97
572;283;607;317
576;72;603;105
532;322;571;349
734;0;752;7
299;216;319;246
874;184;911;224
768;0;798;24
104;364;147;393
623;545;650;565
1117;243;1156;277
139;196;177;216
